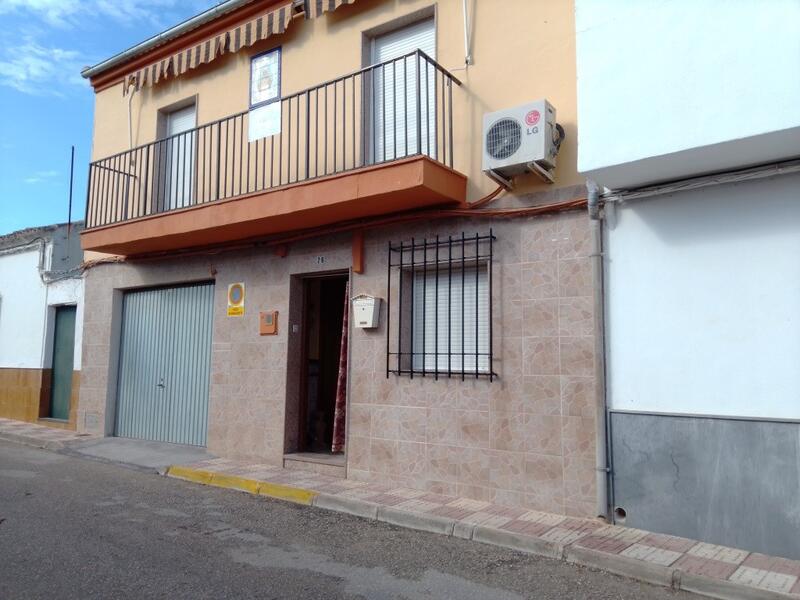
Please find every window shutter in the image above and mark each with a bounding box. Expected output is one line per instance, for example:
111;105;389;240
412;265;489;373
372;19;435;63
165;105;197;210
371;18;437;162
167;105;197;136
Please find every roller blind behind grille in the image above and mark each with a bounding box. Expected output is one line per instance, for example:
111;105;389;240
412;265;489;373
387;230;496;380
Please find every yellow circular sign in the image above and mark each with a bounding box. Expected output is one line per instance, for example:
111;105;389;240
228;283;244;306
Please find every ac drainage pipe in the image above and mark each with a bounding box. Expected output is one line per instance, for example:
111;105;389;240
588;179;610;520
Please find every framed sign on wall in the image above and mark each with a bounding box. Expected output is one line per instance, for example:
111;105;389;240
250;47;281;108
249;47;281;141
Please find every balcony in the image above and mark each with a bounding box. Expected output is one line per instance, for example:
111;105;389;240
81;51;467;256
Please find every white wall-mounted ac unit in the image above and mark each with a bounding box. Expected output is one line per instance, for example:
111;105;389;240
482;99;561;186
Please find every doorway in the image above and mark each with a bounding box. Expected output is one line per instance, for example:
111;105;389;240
159;103;196;212
297;273;349;456
369;17;436;163
48;305;76;421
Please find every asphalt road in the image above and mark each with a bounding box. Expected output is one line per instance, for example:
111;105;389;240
0;441;697;599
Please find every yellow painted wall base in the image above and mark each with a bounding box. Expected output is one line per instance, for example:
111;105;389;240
0;368;44;422
0;368;79;430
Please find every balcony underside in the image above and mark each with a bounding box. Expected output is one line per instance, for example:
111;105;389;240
81;156;466;256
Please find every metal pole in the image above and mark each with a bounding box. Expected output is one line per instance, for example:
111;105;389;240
67;145;75;235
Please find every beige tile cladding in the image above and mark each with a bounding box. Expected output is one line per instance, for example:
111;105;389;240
77;203;598;518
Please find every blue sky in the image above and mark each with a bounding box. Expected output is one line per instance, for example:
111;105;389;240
0;0;214;235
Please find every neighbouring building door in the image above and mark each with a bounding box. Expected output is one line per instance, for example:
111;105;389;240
115;283;213;446
371;18;436;163
49;305;76;421
164;104;197;211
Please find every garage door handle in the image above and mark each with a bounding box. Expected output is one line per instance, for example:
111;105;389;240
157;378;165;389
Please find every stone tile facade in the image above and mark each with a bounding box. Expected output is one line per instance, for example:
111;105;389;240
78;202;599;518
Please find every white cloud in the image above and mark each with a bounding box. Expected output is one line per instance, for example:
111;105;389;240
0;0;213;95
23;170;59;184
0;40;86;96
0;0;211;28
0;0;80;26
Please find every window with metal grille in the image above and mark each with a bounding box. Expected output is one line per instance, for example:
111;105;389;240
386;230;496;380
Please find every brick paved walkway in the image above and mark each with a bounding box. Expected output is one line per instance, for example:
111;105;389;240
178;456;800;598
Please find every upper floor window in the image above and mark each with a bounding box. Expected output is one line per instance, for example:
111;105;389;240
369;17;436;163
250;47;281;108
160;102;197;211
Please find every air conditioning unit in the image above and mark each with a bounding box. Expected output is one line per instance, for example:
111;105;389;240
482;99;562;186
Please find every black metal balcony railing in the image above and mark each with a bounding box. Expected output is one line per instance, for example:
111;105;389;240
85;50;461;230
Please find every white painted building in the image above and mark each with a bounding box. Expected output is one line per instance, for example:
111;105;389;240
576;0;800;559
0;223;84;427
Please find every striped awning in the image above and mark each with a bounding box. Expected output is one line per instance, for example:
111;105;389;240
304;0;356;19
124;0;359;94
125;2;295;94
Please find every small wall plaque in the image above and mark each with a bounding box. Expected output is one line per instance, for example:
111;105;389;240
260;310;278;335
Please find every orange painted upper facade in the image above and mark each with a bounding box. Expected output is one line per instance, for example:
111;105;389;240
82;0;580;256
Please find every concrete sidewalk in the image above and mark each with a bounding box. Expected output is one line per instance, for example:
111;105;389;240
71;437;215;472
0;417;96;450
169;457;800;600
0;417;213;472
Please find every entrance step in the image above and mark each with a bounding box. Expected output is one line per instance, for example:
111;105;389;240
283;452;346;478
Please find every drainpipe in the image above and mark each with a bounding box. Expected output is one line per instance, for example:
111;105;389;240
462;0;472;65
588;179;610;521
124;83;139;217
127;83;137;150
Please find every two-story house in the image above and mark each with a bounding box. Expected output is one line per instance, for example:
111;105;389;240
78;0;602;519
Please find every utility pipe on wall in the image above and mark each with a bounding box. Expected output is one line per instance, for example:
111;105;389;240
127;83;137;150
603;158;800;205
588;180;610;521
462;0;472;65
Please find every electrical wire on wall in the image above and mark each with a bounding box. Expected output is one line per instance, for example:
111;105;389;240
80;195;587;269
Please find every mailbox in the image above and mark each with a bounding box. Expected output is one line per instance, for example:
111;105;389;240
352;294;381;329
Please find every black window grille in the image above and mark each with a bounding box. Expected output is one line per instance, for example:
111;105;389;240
386;230;496;380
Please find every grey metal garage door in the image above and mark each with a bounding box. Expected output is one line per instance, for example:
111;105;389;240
115;282;214;446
